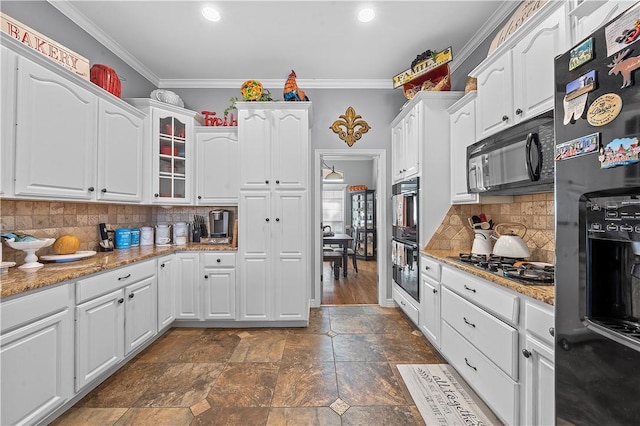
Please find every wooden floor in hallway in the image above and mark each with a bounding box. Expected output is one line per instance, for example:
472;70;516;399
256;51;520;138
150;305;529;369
322;259;377;305
51;306;443;425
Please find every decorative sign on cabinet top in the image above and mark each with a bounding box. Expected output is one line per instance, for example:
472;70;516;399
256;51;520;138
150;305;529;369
488;0;549;55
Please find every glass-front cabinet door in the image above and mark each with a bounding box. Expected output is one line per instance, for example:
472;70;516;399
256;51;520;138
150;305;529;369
350;190;376;260
152;109;192;204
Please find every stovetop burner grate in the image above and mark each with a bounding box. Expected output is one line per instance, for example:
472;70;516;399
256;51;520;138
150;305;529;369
449;253;555;286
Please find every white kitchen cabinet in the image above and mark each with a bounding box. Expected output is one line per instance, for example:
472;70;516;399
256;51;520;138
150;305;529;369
1;45;16;198
195;127;239;205
126;98;196;204
202;253;236;320
174;252;201;319
392;284;420;326
419;255;442;348
237;102;310;324
238;103;310;190
472;2;568;140
14;55;98;200
448;92;479;204
571;0;636;42
96;98;145;202
157;254;176;330
391;102;421;183
75;260;156;391
1;284;74;426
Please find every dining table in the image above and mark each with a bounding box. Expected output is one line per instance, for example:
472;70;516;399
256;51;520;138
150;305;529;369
323;233;354;277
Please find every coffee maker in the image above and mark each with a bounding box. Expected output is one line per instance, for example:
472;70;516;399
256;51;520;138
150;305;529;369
209;209;230;240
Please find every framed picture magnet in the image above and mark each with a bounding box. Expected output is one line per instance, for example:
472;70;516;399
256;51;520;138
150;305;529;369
598;136;640;169
555;133;600;161
562;93;589;125
565;70;597;101
569;38;594;71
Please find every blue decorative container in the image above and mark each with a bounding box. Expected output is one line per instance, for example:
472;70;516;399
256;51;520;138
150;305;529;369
114;228;131;249
130;228;140;246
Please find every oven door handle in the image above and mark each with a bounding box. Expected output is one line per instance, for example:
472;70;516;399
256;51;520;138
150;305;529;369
525;132;542;182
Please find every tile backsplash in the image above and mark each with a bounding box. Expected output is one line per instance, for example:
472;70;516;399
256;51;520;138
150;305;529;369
0;199;236;263
426;192;555;264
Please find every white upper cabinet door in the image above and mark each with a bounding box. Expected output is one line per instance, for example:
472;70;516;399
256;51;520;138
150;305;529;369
475;51;514;140
196;129;239;204
512;4;568;123
573;1;636;42
271;109;309;190
97;99;144;202
403;102;421;179
449;93;479;204
14;56;97;200
391;120;405;183
238;108;271;189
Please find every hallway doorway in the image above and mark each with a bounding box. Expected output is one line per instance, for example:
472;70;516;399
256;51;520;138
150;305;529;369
313;149;387;307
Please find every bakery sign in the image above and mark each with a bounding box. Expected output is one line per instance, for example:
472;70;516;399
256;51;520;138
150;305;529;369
1;12;90;79
488;0;548;55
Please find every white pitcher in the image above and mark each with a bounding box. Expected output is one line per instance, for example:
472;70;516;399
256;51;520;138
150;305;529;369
471;229;494;256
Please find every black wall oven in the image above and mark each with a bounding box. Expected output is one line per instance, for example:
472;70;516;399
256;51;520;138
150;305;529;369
392;178;419;302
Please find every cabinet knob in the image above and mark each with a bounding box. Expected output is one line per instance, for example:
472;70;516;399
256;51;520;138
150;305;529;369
502;115;509;122
88;186;95;192
266;218;270;222
275;218;280;222
425;266;430;270
118;298;124;304
160;263;165;268
276;180;280;184
128;293;135;299
515;108;523;115
198;195;202;200
101;188;107;193
433;288;437;294
154;193;159;198
265;180;269;184
204;275;209;279
118;274;131;281
549;327;555;337
522;349;532;358
216;258;221;263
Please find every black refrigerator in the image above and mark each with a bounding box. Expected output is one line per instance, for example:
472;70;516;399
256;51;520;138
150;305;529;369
554;2;640;425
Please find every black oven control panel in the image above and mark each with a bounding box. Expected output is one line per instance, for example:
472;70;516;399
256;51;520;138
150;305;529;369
586;194;640;242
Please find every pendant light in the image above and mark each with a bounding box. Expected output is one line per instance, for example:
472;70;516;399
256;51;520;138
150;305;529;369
322;160;344;181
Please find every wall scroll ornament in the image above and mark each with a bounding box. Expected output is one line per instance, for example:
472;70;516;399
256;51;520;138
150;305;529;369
330;106;371;147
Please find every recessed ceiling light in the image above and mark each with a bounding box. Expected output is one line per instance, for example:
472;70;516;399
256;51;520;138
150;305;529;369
357;8;375;23
202;7;221;22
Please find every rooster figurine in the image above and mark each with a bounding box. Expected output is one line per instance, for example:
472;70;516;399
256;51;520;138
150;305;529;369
283;70;309;101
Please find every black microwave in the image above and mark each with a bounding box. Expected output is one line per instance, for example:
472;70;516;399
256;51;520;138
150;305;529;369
467;112;555;195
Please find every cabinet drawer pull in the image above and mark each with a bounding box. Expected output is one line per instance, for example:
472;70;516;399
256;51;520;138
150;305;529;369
463;284;476;293
464;357;477;371
463;317;476;328
400;300;406;306
522;349;532;358
128;293;135;299
118;274;131;281
549;327;555;337
118;298;124;304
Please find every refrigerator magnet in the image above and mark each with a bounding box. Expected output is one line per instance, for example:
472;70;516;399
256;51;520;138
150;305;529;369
604;2;640;57
569;38;594;71
562;93;588;125
598;136;640;169
555;133;600;161
607;48;640;89
587;93;623;126
565;70;597;101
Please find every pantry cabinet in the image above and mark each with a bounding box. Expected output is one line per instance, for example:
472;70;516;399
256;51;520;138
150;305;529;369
75;260;156;391
472;1;568;140
127;98;196;204
14;55;98;200
237;102;310;324
195;127;239;205
0;283;74;426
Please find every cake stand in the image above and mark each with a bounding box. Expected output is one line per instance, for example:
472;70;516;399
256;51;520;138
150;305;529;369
4;238;55;269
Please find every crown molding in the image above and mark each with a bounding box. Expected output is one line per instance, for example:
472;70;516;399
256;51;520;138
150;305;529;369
47;0;160;86
158;78;393;89
450;0;520;73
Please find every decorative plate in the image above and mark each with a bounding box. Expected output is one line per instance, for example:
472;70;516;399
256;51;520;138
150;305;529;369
40;250;97;263
240;80;263;101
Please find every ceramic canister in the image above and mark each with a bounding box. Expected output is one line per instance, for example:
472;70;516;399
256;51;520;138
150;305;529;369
140;227;154;246
130;228;140;246
114;228;131;249
155;224;171;245
173;222;188;245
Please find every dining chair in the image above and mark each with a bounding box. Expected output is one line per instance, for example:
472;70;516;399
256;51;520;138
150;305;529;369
333;232;358;273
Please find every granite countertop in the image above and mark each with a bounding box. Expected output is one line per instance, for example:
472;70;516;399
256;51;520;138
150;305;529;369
0;243;237;299
421;249;555;306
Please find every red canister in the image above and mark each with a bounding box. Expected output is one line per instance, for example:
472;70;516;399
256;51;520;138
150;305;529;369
90;64;122;98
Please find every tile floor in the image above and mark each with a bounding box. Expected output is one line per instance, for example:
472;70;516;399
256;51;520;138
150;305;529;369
52;306;446;425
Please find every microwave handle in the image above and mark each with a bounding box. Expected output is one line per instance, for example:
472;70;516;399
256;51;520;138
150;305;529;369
525;132;542;182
